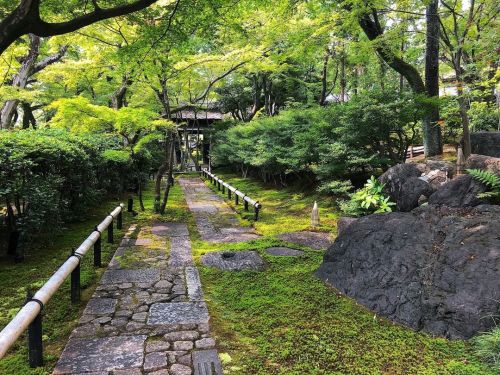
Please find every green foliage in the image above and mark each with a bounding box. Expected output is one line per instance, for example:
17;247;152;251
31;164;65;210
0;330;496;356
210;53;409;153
0;129;134;239
212;91;424;188
340;176;395;217
472;328;500;370
467;169;500;202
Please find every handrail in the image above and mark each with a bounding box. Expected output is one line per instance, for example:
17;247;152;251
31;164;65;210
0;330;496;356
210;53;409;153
201;168;262;220
0;203;125;364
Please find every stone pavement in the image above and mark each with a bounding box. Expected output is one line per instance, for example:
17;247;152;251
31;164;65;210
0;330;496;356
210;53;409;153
179;177;259;243
53;221;222;375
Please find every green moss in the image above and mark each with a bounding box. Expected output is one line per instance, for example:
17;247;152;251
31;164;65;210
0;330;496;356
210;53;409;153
194;171;495;374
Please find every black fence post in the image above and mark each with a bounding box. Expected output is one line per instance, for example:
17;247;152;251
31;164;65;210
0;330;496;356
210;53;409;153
254;205;260;221
128;198;133;212
244;200;249;211
26;291;43;368
222;184;225;193
217;181;221;191
71;251;81;304
108;218;114;244
117;210;123;230
235;195;239;205
228;190;232;199
94;227;101;268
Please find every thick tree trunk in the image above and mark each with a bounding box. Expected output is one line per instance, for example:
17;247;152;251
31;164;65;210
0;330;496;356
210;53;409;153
111;75;132;109
423;0;442;156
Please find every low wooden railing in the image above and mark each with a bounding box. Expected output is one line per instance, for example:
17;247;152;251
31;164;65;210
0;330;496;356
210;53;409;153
406;145;424;159
0;201;132;367
201;169;262;220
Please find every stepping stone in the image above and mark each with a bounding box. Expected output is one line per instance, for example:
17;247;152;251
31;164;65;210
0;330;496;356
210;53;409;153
265;247;304;257
201;251;265;271
135;238;152;246
152;222;189;237
83;298;117;316
148;302;209;325
169;236;194;267
192;349;223;375
186;267;204;301
101;268;160;284
53;335;146;373
278;231;333;250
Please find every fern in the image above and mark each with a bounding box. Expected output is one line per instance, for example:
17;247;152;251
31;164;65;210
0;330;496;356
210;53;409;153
467;169;500;201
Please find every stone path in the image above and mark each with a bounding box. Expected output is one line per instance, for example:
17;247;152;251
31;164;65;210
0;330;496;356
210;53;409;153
54;222;222;375
179;177;259;243
278;231;333;250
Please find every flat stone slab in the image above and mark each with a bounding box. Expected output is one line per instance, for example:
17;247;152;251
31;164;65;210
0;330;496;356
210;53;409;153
53;335;146;373
265;247;304;257
201;251;265;271
278;231;333;250
82;298;117;316
193;349;223;375
135;238;152;246
148;302;209;325
152;222;189;237
101;268;160;284
186;267;204;301
169;236;194;267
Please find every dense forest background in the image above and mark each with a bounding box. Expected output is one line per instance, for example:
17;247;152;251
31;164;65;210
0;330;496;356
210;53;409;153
0;0;498;257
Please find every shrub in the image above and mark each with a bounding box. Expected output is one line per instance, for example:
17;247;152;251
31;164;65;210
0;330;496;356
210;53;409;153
339;176;395;217
467;169;500;203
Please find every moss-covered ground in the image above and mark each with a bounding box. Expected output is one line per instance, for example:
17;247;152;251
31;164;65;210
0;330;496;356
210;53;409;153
191;171;493;375
0;173;494;374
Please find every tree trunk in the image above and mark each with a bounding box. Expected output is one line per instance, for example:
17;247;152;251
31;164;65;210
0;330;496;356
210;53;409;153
0;34;40;129
111;75;132;109
423;0;442;157
319;51;330;105
159;137;175;214
456;81;472;157
340;47;346;102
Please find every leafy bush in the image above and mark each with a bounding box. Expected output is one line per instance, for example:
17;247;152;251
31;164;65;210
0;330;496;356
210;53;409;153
0;129;134;256
339;176;395;217
472;328;500;370
212;91;426;187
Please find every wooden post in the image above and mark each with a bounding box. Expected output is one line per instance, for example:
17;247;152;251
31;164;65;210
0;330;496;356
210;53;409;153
244;200;249;211
26;291;43;368
228;190;231;199
71;252;81;304
107;218;114;244
93;227;101;268
254;204;260;221
127;198;133;212
117;210;123;230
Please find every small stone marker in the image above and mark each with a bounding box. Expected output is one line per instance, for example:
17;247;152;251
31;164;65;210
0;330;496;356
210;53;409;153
311;201;320;227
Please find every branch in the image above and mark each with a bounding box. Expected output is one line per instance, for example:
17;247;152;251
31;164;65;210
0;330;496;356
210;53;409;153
31;44;68;75
0;0;158;55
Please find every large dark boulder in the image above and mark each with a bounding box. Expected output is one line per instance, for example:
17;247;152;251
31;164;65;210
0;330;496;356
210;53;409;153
465;154;500;175
469;132;500;157
316;205;500;339
428;175;486;207
379;164;431;212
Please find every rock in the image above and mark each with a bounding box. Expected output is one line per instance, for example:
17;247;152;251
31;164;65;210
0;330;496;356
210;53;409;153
465;154;500;175
192;350;223;375
316;204;500;339
170;364;192;375
422;160;455;177
163;331;199;341
278;231;333;250
265;247;304;257
83;298;117;316
379;164;431;211
195;338;216;349
148;302;209;325
336;217;358;236
201;251;265;271
173;341;194;351
420;169;450;191
469;131;500;157
131;312;147;322
428;175;487;207
144;352;168;372
146;340;171;353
